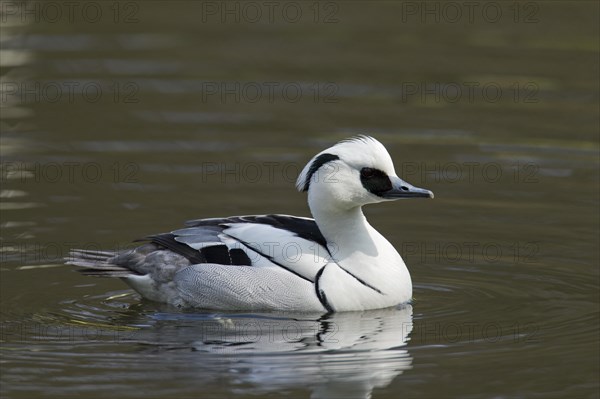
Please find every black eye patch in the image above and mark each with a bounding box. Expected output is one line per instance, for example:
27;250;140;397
360;167;392;196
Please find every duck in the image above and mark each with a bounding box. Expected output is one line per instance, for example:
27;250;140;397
67;136;433;312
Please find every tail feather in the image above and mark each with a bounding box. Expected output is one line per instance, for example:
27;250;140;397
66;249;132;278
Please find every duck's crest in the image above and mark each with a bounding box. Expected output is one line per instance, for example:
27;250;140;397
338;134;378;146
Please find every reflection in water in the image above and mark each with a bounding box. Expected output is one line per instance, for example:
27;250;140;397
140;306;413;399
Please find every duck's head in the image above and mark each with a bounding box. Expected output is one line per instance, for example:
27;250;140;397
297;136;433;211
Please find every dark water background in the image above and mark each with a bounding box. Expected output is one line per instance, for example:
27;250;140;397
1;1;598;398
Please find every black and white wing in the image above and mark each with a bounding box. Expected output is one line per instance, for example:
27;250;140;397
68;214;331;284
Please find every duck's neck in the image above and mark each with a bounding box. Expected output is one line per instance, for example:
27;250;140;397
308;196;380;260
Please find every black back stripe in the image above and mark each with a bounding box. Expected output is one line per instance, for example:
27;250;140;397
186;214;328;249
314;266;334;312
302;153;340;192
338;265;383;295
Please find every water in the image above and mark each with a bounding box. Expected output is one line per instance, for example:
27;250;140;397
1;1;598;398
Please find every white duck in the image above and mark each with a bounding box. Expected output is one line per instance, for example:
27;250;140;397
67;136;433;311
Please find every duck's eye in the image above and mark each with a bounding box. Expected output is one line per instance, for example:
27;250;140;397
361;168;375;178
360;167;393;196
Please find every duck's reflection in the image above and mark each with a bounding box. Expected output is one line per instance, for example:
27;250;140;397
144;305;413;399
